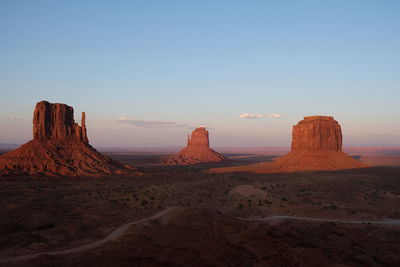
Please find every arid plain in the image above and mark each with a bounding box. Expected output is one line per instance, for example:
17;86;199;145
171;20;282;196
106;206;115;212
1;149;400;266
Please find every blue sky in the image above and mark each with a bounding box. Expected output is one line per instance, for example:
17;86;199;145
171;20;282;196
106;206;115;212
1;0;399;147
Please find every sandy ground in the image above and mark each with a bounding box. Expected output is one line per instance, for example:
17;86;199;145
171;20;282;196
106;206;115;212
0;152;399;266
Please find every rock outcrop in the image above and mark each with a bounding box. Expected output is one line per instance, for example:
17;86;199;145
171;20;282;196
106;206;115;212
165;127;227;165
208;116;365;173
291;116;342;151
0;101;137;177
32;101;87;142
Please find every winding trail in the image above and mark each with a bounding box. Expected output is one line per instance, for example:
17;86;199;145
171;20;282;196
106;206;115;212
238;215;400;225
0;207;180;264
1;207;399;263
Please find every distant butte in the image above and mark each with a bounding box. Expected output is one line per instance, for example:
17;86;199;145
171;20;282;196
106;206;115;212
291;116;342;151
165;127;227;165
208;116;366;173
0;101;138;177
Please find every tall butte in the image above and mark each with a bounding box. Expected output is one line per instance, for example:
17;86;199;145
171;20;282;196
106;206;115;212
209;116;365;173
0;101;137;176
165;126;227;165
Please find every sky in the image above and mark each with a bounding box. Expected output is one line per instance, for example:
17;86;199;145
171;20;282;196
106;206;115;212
0;0;399;148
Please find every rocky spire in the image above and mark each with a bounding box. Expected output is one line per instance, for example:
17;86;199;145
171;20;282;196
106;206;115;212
81;112;88;144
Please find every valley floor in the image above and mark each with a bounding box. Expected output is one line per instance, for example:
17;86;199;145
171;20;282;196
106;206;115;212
0;153;400;266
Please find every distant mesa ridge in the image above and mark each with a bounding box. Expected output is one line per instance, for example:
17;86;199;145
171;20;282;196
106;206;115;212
0;101;137;177
208;115;366;173
165;127;227;165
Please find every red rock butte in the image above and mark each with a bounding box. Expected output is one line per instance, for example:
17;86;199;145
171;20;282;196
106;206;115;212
291;116;342;151
208;116;366;174
32;101;89;143
165;127;227;165
0;101;137;177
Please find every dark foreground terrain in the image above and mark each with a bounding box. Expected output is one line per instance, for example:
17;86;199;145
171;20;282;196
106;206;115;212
0;152;400;266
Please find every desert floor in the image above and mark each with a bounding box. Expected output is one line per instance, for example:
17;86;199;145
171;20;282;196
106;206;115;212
0;152;399;266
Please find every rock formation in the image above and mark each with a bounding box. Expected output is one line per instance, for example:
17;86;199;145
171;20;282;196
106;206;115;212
291;116;342;151
209;116;365;173
165;127;227;165
0;101;137;176
32;101;89;143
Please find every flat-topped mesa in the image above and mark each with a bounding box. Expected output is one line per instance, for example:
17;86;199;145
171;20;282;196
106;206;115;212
33;101;88;144
208;115;365;174
291;116;342;152
187;127;210;147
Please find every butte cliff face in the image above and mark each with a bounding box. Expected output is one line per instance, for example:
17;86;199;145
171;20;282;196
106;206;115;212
0;101;136;177
33;101;89;143
165;127;227;165
291;116;342;151
209;116;365;173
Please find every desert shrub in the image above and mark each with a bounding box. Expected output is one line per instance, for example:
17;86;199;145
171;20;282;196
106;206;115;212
35;223;54;231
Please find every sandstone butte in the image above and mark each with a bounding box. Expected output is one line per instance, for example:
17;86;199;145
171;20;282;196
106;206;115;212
208;116;366;174
165;127;227;165
0;101;137;177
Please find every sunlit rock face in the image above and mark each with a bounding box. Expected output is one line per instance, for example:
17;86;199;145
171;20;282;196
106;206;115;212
208;116;366;174
165;127;227;165
186;127;210;148
33;101;88;143
0;101;136;177
291;116;342;151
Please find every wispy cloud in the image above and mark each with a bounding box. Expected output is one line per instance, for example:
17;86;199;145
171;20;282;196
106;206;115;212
239;113;284;119
116;117;186;128
239;113;265;119
269;114;283;119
